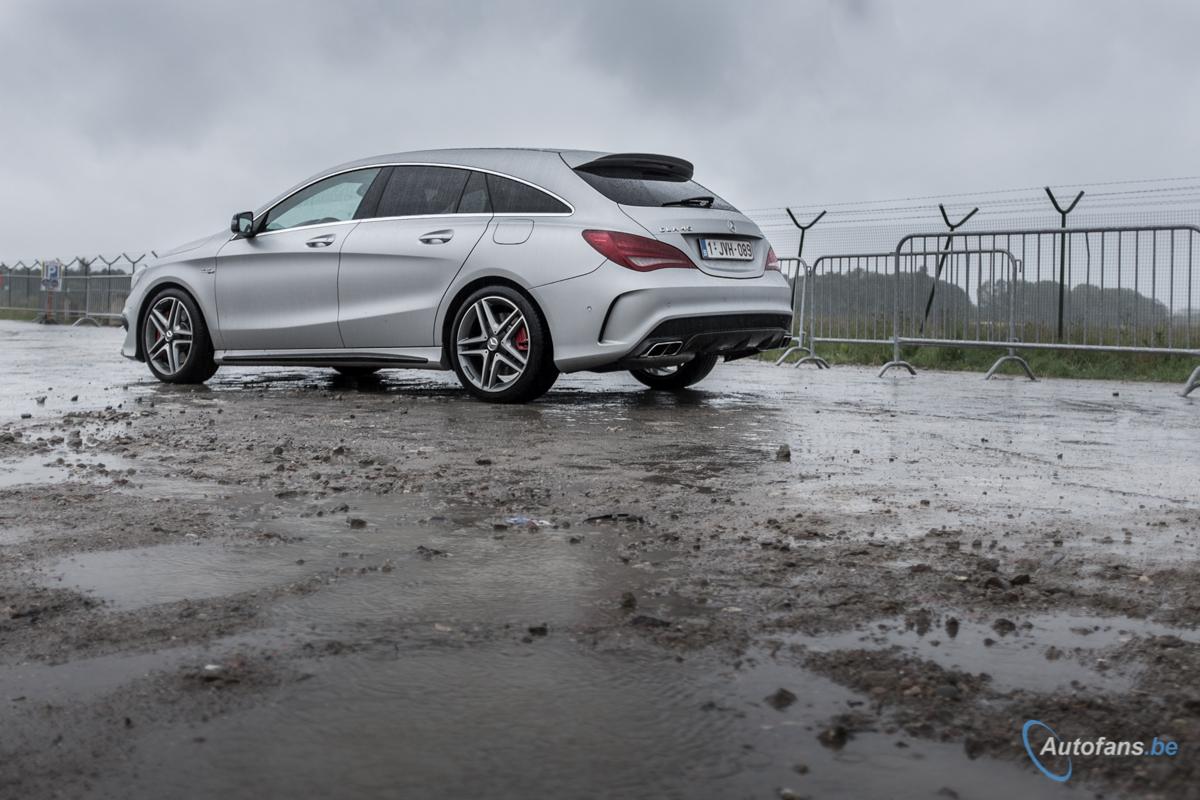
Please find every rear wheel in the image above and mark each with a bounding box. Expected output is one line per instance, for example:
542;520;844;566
141;288;217;384
449;286;557;403
333;366;380;378
630;354;719;390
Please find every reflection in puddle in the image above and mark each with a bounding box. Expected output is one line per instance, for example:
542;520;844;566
796;611;1198;693
44;542;317;610
0;451;137;490
0;454;73;489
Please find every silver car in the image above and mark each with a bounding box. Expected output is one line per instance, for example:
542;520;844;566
121;149;792;402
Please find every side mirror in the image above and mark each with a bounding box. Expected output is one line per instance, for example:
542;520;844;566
231;211;255;238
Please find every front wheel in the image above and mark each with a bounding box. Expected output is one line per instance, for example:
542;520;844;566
141;288;217;384
449;286;558;403
630;354;719;390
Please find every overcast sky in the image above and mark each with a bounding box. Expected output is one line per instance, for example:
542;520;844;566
2;0;1198;260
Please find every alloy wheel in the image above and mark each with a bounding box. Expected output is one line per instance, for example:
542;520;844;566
144;295;194;376
455;295;530;392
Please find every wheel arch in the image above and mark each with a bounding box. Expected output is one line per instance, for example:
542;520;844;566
439;276;555;363
134;281;210;361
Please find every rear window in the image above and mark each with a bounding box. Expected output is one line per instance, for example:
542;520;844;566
574;172;735;210
375;166;471;217
486;174;570;214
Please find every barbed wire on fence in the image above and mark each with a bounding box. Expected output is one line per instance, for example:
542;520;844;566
0;252;153;274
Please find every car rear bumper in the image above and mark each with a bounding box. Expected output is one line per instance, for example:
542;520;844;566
610;313;791;369
533;262;793;372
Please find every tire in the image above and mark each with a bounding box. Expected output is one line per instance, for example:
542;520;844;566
333;366;381;378
630;354;719;390
448;285;558;403
141;288;218;384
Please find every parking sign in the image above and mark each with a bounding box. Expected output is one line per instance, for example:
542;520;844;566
40;259;62;291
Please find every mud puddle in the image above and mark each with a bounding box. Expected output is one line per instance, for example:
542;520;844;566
88;643;1066;800
796;612;1200;694
39;491;678;631
0;451;136;490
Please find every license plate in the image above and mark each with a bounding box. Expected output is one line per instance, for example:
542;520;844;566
699;238;754;261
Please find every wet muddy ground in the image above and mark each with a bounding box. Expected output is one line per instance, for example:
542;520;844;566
1;320;1198;799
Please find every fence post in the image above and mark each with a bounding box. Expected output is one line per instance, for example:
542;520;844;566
1045;187;1085;340
879;249;917;377
100;255;119;320
919;204;979;333
789;259;830;369
124;253;146;273
774;209;826;364
983;256;1036;381
81;258;91;323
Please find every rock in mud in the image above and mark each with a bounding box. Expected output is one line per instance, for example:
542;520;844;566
765;687;797;710
817;724;849;749
415;545;448;559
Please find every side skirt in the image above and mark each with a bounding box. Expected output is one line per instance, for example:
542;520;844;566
214;347;447;369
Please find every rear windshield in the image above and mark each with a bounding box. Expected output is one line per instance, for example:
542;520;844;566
574;171;736;211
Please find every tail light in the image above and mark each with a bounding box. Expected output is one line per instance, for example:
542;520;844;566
765;246;781;272
582;230;695;272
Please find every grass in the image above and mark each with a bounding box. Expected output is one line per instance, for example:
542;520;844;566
0;309;39;321
765;342;1199;383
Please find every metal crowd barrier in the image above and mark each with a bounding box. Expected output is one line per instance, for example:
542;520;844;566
774;257;829;367
782;224;1200;396
0;269;132;326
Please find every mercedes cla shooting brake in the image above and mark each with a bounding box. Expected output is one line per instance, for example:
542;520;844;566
121;149;793;402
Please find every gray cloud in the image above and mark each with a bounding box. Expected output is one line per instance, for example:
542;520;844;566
2;0;1199;259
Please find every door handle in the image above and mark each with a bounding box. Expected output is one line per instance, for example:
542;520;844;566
306;234;336;248
419;229;454;245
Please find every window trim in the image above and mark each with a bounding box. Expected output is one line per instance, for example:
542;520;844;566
250;162;574;239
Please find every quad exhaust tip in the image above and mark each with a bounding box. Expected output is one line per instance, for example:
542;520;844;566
643;341;683;357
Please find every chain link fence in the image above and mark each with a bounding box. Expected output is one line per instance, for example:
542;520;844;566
750;177;1200;396
0;254;148;325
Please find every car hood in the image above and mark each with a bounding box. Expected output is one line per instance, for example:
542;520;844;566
151;230;229;265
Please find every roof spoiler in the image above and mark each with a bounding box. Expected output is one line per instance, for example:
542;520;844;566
573;153;694;182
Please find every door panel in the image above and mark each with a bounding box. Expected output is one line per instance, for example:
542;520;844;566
337;216;490;347
215;223;352;350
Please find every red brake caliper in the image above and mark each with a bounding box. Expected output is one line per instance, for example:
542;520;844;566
514;325;529;352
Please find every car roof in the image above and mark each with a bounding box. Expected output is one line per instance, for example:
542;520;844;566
256;148;608;214
352;147;604;166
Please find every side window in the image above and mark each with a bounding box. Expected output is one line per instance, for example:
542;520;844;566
375;166;470;218
486;174;570;214
262;168;381;232
456;171;491;213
